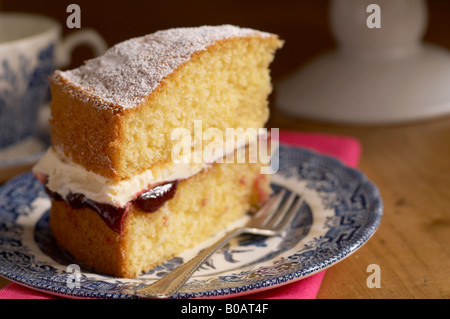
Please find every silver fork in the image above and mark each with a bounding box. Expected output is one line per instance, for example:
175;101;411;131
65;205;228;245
132;189;303;299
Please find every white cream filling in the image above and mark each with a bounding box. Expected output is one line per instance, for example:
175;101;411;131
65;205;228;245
33;130;268;207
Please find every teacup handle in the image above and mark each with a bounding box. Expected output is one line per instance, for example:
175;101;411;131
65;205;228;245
55;28;108;69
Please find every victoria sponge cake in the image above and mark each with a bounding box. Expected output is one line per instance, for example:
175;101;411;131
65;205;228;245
33;25;283;278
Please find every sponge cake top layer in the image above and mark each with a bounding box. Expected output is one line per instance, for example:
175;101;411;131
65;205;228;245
54;25;275;110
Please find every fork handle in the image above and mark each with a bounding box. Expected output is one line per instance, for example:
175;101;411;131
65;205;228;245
136;227;246;298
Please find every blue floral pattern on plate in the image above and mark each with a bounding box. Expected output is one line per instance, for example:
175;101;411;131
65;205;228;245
0;144;383;299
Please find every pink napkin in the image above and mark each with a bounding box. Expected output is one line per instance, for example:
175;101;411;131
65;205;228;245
0;130;361;299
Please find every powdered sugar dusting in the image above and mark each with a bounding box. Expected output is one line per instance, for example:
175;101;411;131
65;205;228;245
57;25;273;109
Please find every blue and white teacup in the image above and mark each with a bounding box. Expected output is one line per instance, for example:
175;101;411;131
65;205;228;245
0;13;107;149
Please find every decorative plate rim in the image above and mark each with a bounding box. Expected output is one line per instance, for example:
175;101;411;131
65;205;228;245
0;144;383;299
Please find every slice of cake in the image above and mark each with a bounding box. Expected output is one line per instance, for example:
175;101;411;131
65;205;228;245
33;25;283;278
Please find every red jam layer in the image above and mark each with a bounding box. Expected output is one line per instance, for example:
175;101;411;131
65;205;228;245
44;181;179;234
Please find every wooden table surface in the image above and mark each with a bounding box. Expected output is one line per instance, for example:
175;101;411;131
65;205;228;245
269;110;450;299
0;0;449;299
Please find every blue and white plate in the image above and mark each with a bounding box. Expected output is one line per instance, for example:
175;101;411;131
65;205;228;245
0;144;383;299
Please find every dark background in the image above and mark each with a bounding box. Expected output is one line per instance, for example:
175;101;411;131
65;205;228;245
2;0;450;85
